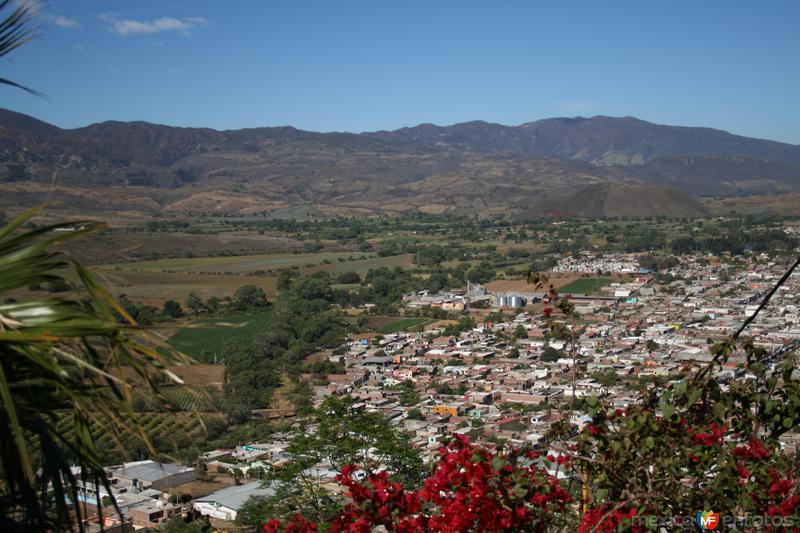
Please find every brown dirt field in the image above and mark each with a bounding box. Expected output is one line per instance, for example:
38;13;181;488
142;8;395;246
179;475;234;498
115;364;225;387
91;269;278;306
170;364;226;387
425;319;458;329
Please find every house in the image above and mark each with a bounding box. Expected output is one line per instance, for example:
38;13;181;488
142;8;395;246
128;501;179;528
193;481;276;521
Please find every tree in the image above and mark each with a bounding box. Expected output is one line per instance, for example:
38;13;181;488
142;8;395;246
645;339;660;352
222;342;279;423
399;387;421;406
513;324;528;339
407;408;424;420
0;209;188;530
540;346;563;362
163;299;185;319
231;284;268;311
185;292;207;315
238;396;424;528
335;271;360;284
205;296;220;314
157;515;209;533
590;369;619;387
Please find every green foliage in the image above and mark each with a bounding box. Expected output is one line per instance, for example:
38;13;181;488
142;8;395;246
157;516;210;533
590;369;620;387
336;271;361;284
540;346;565;362
442;316;476;337
231;284;268;312
185;292;207;315
577;336;800;525
395;381;422;406
239;397;424;528
407;408;424;420
163;299;185;319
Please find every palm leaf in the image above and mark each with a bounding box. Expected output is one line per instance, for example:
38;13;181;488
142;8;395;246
0;0;43;96
0;209;192;531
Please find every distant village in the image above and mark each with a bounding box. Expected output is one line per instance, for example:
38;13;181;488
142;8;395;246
80;250;800;531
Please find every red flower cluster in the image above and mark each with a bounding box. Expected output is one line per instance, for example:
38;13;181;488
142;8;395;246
689;422;726;447
765;470;800;518
263;435;572;533
328;466;422;532
578;505;644;533
733;438;771;460
415;435;571;532
263;515;318;533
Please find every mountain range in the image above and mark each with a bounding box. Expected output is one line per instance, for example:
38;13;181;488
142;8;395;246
1;109;799;219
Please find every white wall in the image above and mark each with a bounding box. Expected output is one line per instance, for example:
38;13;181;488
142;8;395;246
193;501;236;521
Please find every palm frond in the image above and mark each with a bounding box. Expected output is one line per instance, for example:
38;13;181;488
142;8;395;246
0;208;192;531
0;0;42;96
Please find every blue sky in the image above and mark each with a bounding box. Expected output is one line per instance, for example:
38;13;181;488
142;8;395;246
2;0;799;143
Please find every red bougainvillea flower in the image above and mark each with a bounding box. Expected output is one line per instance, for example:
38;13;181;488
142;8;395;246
578;505;645;533
313;435;572;533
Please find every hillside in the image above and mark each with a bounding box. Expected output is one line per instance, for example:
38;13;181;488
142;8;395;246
1;109;798;218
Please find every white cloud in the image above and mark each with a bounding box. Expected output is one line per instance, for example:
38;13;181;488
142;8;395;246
107;15;208;37
53;15;80;28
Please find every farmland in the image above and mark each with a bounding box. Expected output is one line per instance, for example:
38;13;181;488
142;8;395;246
558;278;616;295
168;312;274;361
98;251;377;274
377;317;438;334
91;252;413;305
55;411;228;465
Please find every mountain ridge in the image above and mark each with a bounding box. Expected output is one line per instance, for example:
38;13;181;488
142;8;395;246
1;109;798;218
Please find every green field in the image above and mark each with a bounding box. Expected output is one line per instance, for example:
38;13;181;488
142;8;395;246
377;317;437;333
558;278;615;295
168;312;273;360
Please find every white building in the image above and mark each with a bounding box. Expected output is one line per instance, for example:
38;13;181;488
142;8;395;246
193;481;276;521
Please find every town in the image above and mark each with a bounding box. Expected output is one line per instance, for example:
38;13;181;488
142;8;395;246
73;248;800;531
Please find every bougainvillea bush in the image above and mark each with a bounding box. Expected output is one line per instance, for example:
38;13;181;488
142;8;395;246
264;434;573;532
261;273;800;532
